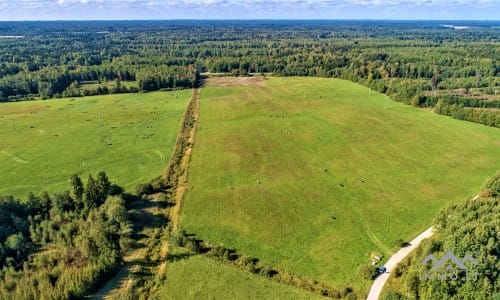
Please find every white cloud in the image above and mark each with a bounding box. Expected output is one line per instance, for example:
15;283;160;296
0;0;498;20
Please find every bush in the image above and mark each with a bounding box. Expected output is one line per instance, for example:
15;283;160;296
149;177;167;192
207;245;225;259
108;184;124;196
258;265;277;277
395;238;405;248
135;183;154;196
382;292;404;300
357;264;377;280
481;172;500;197
246;263;258;274
171;230;188;247
238;256;258;267
207;245;236;261
185;239;201;253
394;263;404;278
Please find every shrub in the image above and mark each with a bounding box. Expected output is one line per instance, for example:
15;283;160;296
185;239;201;253
109;184;124;196
149;177;167;192
382;292;404;300
258;265;277;277
238;256;258;267
171;230;187;247
357;264;377;280
135;183;154;196
394;263;404;278
481;172;500;197
207;245;226;259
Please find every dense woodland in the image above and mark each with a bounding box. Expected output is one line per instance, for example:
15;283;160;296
0;172;132;299
0;20;498;127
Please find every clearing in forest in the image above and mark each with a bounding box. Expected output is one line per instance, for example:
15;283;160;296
180;77;499;294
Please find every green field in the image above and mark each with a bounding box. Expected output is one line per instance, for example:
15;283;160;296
180;77;499;293
159;254;322;300
0;91;191;197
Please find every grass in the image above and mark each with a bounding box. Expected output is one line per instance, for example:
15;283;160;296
159;253;322;300
0;90;191;198
180;77;500;294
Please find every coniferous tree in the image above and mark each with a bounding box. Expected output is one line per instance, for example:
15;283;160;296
85;175;100;210
70;174;84;211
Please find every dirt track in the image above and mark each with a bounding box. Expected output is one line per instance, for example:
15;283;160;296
169;88;200;232
90;89;200;299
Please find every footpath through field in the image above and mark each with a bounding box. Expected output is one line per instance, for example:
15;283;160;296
89;194;168;299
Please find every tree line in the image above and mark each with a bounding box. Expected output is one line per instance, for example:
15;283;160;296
0;20;498;127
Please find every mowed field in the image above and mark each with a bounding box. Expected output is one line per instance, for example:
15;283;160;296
159;253;322;300
0;91;191;197
180;77;499;293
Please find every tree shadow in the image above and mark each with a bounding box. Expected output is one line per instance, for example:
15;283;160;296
167;252;195;262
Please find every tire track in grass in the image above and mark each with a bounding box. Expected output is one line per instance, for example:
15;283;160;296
350;203;393;256
337;186;393;256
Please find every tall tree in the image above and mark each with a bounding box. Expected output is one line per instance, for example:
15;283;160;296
85;175;100;210
96;171;111;201
70;174;84;211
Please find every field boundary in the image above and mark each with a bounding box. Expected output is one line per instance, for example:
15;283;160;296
170;232;356;299
165;88;200;232
147;88;201;296
89;90;200;299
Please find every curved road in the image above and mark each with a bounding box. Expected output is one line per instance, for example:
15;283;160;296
367;195;480;299
366;226;434;300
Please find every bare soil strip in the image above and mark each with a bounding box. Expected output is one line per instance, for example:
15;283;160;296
203;76;266;87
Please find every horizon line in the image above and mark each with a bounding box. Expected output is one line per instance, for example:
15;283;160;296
0;18;499;22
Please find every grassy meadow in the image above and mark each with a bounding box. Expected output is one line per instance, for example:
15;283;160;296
180;77;499;293
159;253;322;300
0;91;191;197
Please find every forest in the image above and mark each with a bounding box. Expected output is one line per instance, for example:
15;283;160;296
0;172;132;299
0;20;498;127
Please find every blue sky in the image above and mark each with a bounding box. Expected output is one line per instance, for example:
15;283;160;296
0;0;498;20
